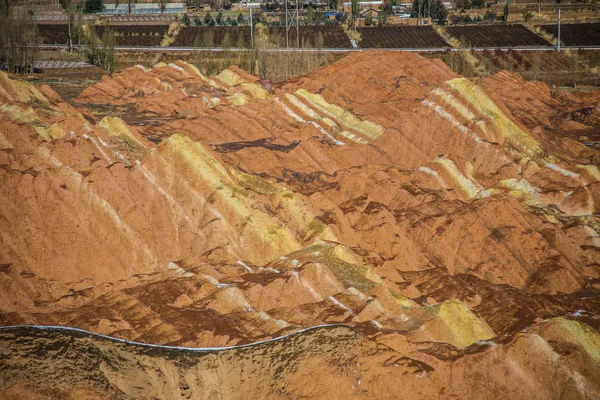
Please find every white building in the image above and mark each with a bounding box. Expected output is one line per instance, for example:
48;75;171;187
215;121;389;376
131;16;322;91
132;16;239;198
101;3;185;15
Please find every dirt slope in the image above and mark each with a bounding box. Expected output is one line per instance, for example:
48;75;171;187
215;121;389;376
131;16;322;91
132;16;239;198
0;50;599;398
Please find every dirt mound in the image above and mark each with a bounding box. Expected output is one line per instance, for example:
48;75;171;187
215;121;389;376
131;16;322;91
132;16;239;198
1;50;599;398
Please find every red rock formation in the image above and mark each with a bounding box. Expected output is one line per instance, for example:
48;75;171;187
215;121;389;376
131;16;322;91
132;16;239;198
0;50;599;398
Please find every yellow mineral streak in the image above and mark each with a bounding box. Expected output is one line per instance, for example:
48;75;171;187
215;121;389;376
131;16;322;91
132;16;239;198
207;79;228;92
284;197;339;242
227;93;248;107
99;116;135;139
294;89;384;142
498;178;565;222
320;118;339;130
167;63;185;74
431;87;488;136
532;318;600;362
389;290;417;309
285;93;321;120
164;134;235;189
43;123;67;140
285;241;381;292
177;61;208;82
0;73;12;102
230;170;376;286
159;81;172;91
433;158;489;200
98;116;147;150
231;168;339;244
432;88;477;120
240;82;268;99
499;178;542;205
283;93;357;143
578;164;600;183
159;134;301;259
0;102;72;141
446;78;545;161
302;218;329;242
1;104;46;126
422;300;496;349
0;104;59;141
217;69;246;87
337;131;369;144
231;168;283;195
0;71;48;104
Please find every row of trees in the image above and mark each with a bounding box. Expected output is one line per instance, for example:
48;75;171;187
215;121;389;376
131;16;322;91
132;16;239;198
0;3;41;73
85;27;117;72
56;0;115;72
182;9;341;28
451;0;485;12
182;11;247;26
190;24;330;81
449;10;501;24
0;0;112;74
409;0;447;20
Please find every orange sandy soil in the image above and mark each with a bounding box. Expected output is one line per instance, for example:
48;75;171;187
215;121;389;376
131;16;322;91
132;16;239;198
0;50;599;399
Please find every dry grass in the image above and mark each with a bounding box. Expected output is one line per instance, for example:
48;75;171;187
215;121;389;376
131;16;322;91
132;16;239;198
160;21;181;47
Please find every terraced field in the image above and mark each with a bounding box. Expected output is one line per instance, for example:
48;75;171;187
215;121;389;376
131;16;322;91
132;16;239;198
447;24;551;47
541;22;600;46
445;48;600;86
357;26;449;48
171;25;351;48
38;24;68;45
170;26;251;47
269;26;352;48
37;24;168;46
32;22;600;50
96;25;168;46
467;49;572;73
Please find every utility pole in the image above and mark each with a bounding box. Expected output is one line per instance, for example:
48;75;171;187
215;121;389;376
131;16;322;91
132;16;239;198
557;8;561;51
250;5;253;48
285;0;300;47
285;0;289;47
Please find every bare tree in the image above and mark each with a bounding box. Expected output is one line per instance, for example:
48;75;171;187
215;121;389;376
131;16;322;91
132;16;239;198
100;27;116;73
0;3;40;73
59;0;77;52
82;23;117;73
159;0;168;14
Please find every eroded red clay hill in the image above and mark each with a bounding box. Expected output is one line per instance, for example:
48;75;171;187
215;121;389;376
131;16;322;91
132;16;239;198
0;50;599;399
